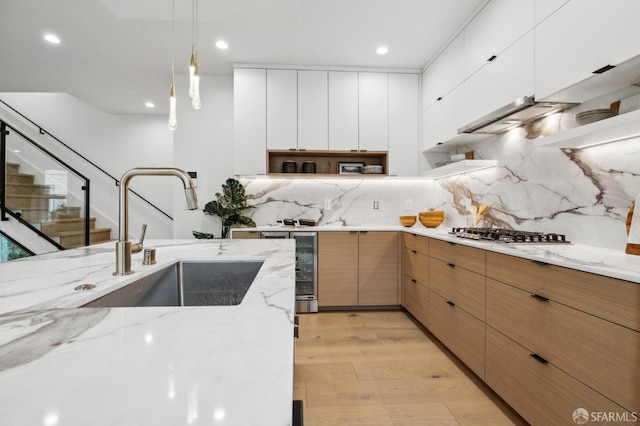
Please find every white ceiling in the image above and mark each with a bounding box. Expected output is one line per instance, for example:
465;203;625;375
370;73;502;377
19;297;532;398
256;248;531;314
0;0;486;115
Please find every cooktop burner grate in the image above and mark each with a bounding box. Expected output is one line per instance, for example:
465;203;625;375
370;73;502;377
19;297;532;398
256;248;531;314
450;227;571;244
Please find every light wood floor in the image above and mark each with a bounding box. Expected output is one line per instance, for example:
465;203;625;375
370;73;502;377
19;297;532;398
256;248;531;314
294;310;528;425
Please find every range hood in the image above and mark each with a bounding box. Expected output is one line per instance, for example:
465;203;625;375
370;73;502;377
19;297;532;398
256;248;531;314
457;96;577;135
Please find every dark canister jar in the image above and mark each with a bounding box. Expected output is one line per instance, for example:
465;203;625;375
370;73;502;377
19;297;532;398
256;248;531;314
302;161;316;173
282;161;297;173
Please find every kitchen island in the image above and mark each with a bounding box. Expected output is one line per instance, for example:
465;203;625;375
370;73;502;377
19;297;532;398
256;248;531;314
0;239;296;425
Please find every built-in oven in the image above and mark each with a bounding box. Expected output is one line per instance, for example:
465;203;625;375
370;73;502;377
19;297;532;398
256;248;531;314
261;231;318;313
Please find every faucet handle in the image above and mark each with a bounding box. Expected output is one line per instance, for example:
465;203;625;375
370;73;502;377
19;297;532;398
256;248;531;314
131;224;147;253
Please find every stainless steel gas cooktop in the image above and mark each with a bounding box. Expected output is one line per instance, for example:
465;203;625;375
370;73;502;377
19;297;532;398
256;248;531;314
450;227;571;244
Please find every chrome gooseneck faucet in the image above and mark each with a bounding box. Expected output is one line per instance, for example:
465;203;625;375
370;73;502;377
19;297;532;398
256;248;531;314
114;167;199;276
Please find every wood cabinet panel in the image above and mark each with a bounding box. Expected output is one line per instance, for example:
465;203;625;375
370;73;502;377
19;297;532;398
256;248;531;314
403;248;428;286
428;290;485;379
429;258;485;321
318;232;358;306
402;233;429;255
429;239;486;275
359;232;398;305
486;327;627;426
486;251;640;332
486;278;640;413
402;274;428;327
230;230;261;239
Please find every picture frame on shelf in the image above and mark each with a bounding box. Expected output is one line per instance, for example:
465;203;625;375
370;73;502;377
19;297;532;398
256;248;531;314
338;162;365;175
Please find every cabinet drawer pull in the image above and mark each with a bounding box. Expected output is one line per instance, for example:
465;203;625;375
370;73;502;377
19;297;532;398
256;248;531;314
531;294;550;302
448;241;456;246
530;353;548;364
446;300;455;307
411;279;417;283
294;326;299;339
412;250;417;254
531;260;549;266
447;262;455;268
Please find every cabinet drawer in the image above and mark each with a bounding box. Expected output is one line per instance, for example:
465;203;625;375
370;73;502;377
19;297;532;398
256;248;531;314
403;248;428;286
429;258;485;321
231;230;261;239
486;251;640;332
428;290;485;379
402;233;428;254
429;239;485;275
486;327;628;426
402;274;428;327
486;278;640;413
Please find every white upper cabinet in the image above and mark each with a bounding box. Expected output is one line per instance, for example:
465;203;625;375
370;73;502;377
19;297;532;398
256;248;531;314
358;72;389;151
328;71;359;151
535;0;640;101
388;73;419;176
234;68;266;175
464;31;534;124
534;0;569;25
422;34;465;111
464;0;534;76
266;69;297;150
422;85;465;151
298;70;329;150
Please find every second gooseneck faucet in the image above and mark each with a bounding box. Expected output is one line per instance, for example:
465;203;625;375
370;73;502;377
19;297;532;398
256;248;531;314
114;167;199;276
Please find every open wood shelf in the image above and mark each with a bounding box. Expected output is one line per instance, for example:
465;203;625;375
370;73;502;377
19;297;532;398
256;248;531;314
267;150;388;177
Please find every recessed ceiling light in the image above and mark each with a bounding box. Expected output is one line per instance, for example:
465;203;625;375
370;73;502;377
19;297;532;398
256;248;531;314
216;40;229;50
44;34;61;44
145;102;155;108
376;46;388;55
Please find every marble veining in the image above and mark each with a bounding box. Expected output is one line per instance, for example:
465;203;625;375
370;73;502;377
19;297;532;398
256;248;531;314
0;239;296;425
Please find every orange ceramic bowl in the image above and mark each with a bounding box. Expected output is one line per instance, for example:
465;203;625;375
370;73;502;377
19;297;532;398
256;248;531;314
399;215;417;227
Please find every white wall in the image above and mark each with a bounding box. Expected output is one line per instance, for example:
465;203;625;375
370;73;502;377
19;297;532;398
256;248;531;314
172;74;235;238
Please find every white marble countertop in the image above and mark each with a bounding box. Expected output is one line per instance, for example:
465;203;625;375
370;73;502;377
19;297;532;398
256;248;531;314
232;225;640;284
0;239;296;425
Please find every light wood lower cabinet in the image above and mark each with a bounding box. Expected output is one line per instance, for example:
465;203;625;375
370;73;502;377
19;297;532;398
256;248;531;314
428;290;485;379
318;232;358;306
318;231;398;307
485;327;627;425
429;239;485;275
402;274;428;326
230;230;261;239
486;278;640;413
428;257;485;321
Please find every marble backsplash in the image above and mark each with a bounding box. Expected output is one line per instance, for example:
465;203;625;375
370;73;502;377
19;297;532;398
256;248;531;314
241;111;640;251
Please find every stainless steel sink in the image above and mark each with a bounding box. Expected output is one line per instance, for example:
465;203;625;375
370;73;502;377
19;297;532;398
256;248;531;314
83;260;264;307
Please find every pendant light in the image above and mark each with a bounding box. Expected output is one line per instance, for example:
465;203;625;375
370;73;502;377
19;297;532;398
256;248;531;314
168;0;177;130
190;0;202;109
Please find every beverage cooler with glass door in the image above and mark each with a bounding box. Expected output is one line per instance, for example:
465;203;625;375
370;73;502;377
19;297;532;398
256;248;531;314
261;231;318;313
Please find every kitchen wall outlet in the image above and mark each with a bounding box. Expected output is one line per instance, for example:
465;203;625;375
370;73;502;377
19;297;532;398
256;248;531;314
373;201;380;210
405;199;412;211
324;199;332;210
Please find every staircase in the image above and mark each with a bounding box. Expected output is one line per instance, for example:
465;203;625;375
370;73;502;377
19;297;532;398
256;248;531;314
5;162;112;248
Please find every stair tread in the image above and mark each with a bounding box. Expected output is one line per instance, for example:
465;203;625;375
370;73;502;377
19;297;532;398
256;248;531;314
7;194;66;199
48;228;111;237
43;217;96;223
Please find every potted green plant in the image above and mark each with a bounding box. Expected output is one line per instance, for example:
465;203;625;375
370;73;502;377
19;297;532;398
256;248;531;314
193;178;256;239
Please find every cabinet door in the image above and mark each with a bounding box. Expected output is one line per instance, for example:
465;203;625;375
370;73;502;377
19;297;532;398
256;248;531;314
298;70;328;150
328;71;359;150
358;72;389;151
358;232;398;305
318;232;358;306
422;33;465;111
388;73;419;176
234;68;266;175
231;230;261;239
421;86;464;151
402;275;429;327
463;31;534;125
535;0;640;101
266;69;297;150
464;0;534;76
534;0;569;25
486;327;626;426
